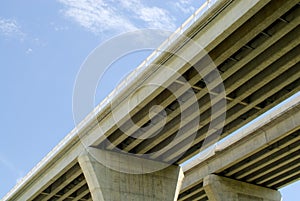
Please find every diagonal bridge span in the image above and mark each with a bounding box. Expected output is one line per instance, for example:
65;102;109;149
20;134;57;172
2;0;300;200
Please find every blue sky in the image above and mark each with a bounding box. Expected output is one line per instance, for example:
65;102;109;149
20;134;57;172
0;0;298;199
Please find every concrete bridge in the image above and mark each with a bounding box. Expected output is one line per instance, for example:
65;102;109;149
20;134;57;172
2;0;300;200
180;93;300;201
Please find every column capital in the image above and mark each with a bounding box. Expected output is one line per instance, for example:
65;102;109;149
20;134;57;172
203;174;282;201
78;148;184;201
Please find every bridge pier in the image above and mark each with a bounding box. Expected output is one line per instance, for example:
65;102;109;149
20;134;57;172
203;174;281;201
78;148;184;201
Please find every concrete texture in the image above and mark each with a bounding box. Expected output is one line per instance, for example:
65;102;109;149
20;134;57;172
203;174;282;201
78;149;184;201
181;95;300;191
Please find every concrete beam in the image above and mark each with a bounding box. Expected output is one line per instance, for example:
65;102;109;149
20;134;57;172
39;165;83;201
78;148;184;201
181;94;300;191
131;9;300;158
89;0;269;149
171;25;300;163
203;174;281;201
105;0;275;153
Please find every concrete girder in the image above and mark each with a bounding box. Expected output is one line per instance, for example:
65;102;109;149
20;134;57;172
251;150;300;184
68;185;90;201
127;10;300;158
181;97;300;191
158;64;300;163
261;156;300;186
90;0;269;149
183;192;207;201
180;191;207;201
253;152;300;182
74;188;90;201
227;134;300;179
14;139;85;201
224;36;300;104
206;0;298;67
173;61;300;164
105;0;298;154
271;169;300;189
34;164;82;201
55;178;87;201
217;83;300;148
230;46;300;103
178;183;205;201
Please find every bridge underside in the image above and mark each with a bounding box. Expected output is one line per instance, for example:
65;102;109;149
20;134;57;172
30;100;300;201
179;120;300;200
91;0;300;178
95;0;300;165
6;0;300;200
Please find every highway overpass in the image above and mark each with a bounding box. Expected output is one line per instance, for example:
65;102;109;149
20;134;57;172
2;0;300;200
180;93;300;201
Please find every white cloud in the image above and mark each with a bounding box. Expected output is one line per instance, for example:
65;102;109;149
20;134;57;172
119;0;176;30
139;7;175;30
173;0;196;14
26;48;33;54
50;22;69;31
0;18;25;39
58;0;137;35
0;18;44;46
58;0;176;35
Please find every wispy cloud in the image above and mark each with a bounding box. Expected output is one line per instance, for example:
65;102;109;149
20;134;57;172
50;22;69;31
58;0;176;35
119;0;176;30
58;0;137;35
0;17;25;39
173;0;196;14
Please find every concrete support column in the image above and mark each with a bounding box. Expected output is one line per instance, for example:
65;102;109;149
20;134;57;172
203;174;281;201
78;148;184;201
